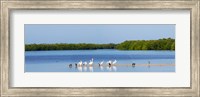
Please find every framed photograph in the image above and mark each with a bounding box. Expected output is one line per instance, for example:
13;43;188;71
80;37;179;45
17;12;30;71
1;0;199;96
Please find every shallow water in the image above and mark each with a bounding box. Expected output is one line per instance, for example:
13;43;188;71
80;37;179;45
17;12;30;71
25;49;175;72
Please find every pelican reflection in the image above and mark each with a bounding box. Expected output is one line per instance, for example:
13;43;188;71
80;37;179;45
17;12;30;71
112;66;117;72
107;66;112;72
77;66;82;72
83;66;87;72
89;66;93;72
100;66;104;71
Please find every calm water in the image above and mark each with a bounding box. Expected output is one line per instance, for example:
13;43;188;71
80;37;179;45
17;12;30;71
25;50;175;72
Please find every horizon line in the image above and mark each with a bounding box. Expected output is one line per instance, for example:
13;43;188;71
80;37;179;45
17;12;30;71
25;38;175;45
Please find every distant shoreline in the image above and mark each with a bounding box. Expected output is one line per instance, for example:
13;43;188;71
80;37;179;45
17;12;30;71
25;38;175;51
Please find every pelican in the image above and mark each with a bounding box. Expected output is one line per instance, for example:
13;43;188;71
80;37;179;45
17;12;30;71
78;61;82;66
112;60;117;66
83;62;87;66
89;58;94;66
107;60;112;64
98;61;104;66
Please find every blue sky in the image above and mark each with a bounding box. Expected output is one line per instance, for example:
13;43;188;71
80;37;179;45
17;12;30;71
25;24;175;44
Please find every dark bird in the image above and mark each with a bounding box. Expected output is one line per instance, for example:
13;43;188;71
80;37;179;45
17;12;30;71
148;61;150;68
75;63;77;68
109;63;112;67
69;64;72;68
107;60;112;67
132;63;135;66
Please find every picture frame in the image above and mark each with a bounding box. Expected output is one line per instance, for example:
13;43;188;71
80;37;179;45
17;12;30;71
1;0;199;96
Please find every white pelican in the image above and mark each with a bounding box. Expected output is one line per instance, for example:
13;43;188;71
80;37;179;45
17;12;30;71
78;61;82;66
84;62;87;66
112;60;117;65
99;61;104;66
89;58;94;66
107;60;112;64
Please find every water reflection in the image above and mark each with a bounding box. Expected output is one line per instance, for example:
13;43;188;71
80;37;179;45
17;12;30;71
112;66;117;72
100;66;104;71
89;66;93;72
77;66;82;72
75;65;119;72
83;66;87;72
107;66;112;72
67;64;173;72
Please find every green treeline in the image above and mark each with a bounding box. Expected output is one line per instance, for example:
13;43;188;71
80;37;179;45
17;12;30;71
116;38;175;50
25;38;175;51
25;43;117;51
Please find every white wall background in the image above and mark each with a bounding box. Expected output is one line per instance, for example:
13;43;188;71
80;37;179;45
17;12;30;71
10;10;190;87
